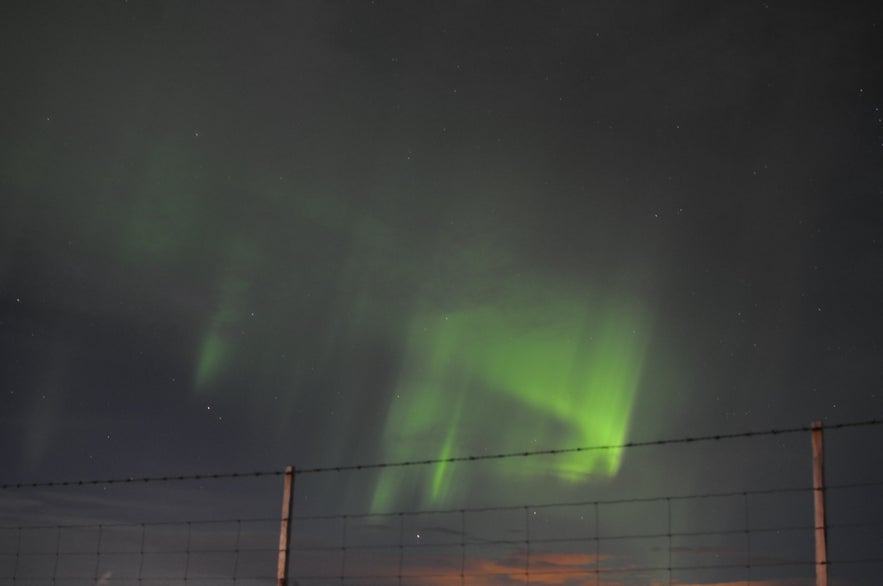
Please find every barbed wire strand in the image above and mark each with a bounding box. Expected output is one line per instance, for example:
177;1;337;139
2;418;880;490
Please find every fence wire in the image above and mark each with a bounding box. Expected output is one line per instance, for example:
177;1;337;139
283;482;883;586
0;419;880;585
4;419;879;491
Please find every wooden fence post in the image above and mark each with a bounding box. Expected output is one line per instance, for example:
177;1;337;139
811;421;828;586
277;466;295;586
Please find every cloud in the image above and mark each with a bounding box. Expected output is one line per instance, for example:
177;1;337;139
393;551;612;586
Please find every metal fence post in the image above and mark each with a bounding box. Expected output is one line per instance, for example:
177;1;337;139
277;466;295;586
811;421;828;586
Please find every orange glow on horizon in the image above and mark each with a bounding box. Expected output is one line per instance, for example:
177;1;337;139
408;551;610;585
295;550;813;586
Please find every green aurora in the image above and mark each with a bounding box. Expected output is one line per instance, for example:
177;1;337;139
1;128;655;509
371;289;651;511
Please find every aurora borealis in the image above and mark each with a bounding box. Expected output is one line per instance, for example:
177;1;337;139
372;287;651;510
1;1;882;584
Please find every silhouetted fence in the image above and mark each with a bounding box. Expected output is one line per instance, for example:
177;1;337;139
1;419;881;585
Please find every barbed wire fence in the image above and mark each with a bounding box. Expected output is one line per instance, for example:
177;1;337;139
0;419;881;585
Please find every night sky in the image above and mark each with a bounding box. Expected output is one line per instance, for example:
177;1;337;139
1;1;883;583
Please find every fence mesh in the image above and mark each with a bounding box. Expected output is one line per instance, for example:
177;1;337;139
1;420;881;585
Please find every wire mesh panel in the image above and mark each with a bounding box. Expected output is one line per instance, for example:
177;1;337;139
0;519;279;585
282;488;846;586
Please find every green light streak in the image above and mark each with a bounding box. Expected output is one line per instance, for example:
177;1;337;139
194;334;228;390
193;241;256;391
431;397;463;500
